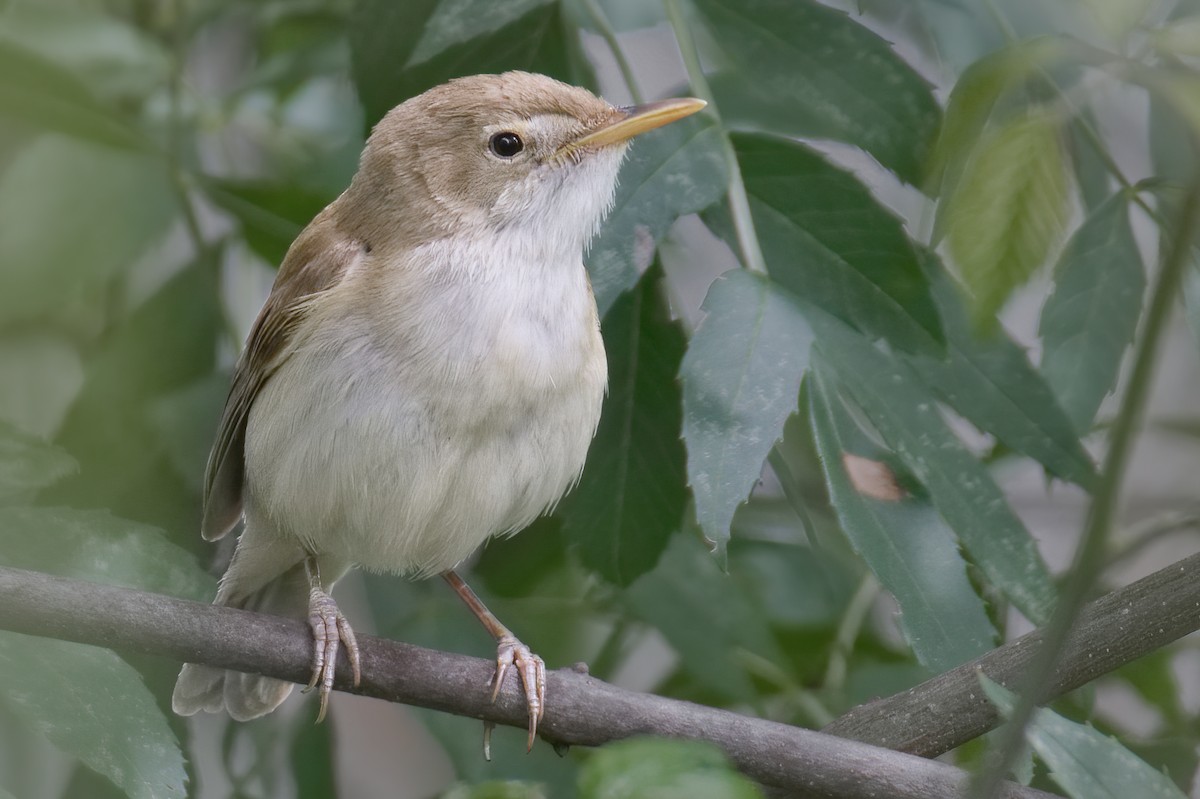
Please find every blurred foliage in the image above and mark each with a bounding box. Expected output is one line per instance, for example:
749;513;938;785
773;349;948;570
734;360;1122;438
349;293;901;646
3;0;1200;797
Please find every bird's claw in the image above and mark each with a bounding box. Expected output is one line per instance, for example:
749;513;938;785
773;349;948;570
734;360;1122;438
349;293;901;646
491;635;545;751
303;587;360;723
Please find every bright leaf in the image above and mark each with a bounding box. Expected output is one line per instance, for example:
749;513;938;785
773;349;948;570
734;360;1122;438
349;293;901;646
809;364;997;674
1040;192;1145;433
580;737;761;799
0;420;76;506
945;109;1072;323
680;269;813;557
561;266;688;586
981;676;1188;799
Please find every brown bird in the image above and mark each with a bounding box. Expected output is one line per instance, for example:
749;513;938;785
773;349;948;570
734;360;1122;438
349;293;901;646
171;71;704;747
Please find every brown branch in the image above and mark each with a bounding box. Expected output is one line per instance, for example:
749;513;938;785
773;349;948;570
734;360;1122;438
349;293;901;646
824;550;1200;756
0;565;1053;799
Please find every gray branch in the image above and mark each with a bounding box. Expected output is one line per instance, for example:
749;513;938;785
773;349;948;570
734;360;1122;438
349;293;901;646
0;565;1053;799
824;550;1200;756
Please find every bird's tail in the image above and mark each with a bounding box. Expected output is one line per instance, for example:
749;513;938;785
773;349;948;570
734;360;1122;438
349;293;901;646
172;553;309;722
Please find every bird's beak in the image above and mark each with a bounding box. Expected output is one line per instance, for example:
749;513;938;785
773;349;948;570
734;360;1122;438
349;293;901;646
558;97;707;158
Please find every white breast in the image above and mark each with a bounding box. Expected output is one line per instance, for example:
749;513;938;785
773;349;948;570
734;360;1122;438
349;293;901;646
243;229;607;577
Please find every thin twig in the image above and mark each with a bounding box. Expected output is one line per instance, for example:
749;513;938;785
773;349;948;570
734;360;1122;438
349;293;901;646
662;0;767;275
580;0;644;105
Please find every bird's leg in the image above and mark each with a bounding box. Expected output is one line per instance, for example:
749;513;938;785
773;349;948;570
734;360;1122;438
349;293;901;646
302;556;361;723
442;570;545;753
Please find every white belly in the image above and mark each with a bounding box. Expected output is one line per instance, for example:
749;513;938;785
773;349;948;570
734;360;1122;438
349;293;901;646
243;253;606;577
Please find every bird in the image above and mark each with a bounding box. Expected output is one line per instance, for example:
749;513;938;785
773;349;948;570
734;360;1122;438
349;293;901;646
171;71;705;748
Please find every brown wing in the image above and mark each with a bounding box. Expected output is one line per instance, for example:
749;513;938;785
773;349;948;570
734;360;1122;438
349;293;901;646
202;210;365;541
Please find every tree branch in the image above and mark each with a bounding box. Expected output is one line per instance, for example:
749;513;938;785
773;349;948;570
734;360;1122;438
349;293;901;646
824;550;1200;756
0;565;1051;799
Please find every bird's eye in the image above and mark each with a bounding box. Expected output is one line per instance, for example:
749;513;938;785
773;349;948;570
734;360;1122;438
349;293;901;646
489;131;524;158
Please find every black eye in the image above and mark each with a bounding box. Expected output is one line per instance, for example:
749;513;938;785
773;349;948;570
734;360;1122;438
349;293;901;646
489;131;524;158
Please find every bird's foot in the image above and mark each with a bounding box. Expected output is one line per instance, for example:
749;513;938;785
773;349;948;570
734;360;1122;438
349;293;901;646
488;634;545;752
303;586;361;723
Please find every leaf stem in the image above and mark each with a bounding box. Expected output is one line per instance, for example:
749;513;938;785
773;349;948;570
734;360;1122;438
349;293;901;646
972;180;1200;797
823;572;881;694
580;0;645;105
662;0;767;275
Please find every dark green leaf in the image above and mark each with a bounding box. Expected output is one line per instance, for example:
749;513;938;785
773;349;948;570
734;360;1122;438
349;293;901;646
695;0;939;184
811;311;1056;625
734;134;943;352
809;364;996;673
292;719;337;799
562;266;687;585
981;676;1187;799
0;136;177;325
0;39;145;149
0;633;187;799
579;737;761;799
350;0;570;124
945;110;1072;323
1040;193;1145;433
0;420;76;505
625;533;785;701
680;269;813;556
0;507;213;601
50;257;221;532
202;179;336;267
587;116;727;315
906;252;1096;487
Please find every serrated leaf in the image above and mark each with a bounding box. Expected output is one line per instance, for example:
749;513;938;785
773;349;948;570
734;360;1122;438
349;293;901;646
680;270;813;555
562;266;687;585
0;420;76;505
0;507;213;601
0;136;177;325
587;116;727;315
695;0;939;184
906;252;1096;487
579;737;761;799
928;38;1073;210
945;110;1072;322
625;533;785;702
809;365;996;673
0;633;187;799
811;311;1056;625
734;133;943;353
981;676;1187;799
1040;193;1145;433
350;0;570;124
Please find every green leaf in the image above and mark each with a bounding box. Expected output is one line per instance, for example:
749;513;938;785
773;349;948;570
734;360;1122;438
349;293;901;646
442;782;547;799
680;270;813;556
562;266;687;585
811;311;1056;625
0;135;177;325
694;0;939;184
202;179;336;267
0;39;145;149
0;633;187;799
625;533;785;702
579;737;761;799
0;507;213;601
808;365;996;673
587;116;727;315
1040;193;1145;433
927;38;1073;208
980;676;1188;799
906;252;1096;487
292;719;337;799
945;110;1072;323
0;333;84;438
0;420;76;505
350;0;570;124
734;134;943;353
